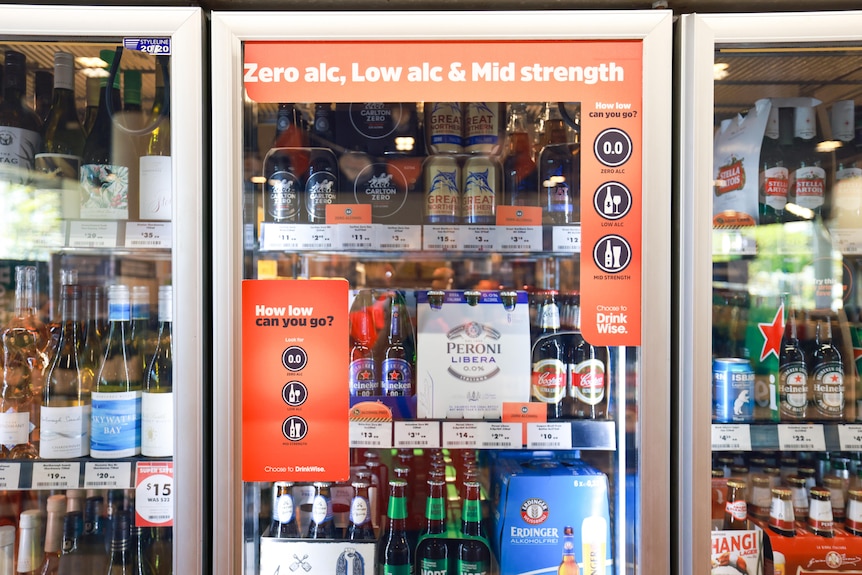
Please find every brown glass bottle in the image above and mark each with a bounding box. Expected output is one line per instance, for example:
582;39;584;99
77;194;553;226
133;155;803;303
347;476;375;541
306;482;335;539
269;481;300;538
457;482;489;575
378;480;412;575
723;479;749;530
531;291;566;419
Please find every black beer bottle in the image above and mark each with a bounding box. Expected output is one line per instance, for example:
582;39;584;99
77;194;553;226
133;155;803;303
779;309;808;421
382;293;414;397
569;295;608;420
304;147;338;224
306;482;336;539
378;479;413;575
417;479;449;575
811;318;845;421
530;291;566;419
270;481;300;538
758;106;790;224
457;482;489;575
347;475;376;541
263;103;304;223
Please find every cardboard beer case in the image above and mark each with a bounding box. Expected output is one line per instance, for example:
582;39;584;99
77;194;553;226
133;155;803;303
259;539;376;575
488;453;613;575
711;527;764;575
416;290;531;419
751;517;862;574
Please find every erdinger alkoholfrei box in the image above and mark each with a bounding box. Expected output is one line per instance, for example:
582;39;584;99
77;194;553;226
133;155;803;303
416;290;531;419
489;453;613;575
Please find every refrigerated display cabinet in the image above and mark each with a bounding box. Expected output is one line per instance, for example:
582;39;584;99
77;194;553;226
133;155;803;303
211;10;671;575
0;5;204;574
678;10;862;575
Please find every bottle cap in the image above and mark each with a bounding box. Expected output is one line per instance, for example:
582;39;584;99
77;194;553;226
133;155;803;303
53;51;75;91
158;285;173;322
47;494;67;513
108;284;130;305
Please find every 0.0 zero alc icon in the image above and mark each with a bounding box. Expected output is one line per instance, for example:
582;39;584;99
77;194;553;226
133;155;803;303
282;346;308;371
594;128;633;168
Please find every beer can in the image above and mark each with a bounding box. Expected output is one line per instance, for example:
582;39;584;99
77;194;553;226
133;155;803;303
424;154;461;224
425;102;463;154
462;155;500;225
713;358;755;423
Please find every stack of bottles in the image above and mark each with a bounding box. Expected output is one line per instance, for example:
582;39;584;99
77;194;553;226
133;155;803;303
0;489;172;574
264;448;493;573
0;48;172;222
0;265;174;461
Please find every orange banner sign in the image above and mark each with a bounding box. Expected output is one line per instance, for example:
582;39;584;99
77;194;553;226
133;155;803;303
242;279;350;482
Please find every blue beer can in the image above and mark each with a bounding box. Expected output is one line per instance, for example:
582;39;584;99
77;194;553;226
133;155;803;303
713;358;755;423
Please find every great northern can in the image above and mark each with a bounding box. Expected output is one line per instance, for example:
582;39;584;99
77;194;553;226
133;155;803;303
713;358;755;423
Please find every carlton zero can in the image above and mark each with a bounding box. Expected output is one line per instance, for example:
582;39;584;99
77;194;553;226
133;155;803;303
713;358;755;423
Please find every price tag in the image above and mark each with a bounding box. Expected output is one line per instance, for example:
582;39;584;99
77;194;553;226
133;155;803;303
461;226;498;252
423;225;460;251
713;229;757;256
838;424;862;451
32;462;80;489
498;226;543;252
84;461;133;489
526;422;572;450
349;421;392;449
778;424;826;451
478;423;521;449
443;422;480;449
260;223;302;251
297;225;335;250
394;421;440;448
68;220;118;248
711;424;752;451
377;225;422;251
0;463;21;490
135;461;173;527
125;222;171;249
551;225;582;253
337;224;375;250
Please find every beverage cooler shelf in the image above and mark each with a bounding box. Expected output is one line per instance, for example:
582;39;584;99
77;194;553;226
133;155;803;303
60;220;172;251
0;457;171;490
258;222;581;254
713;226;862;257
349;419;616;451
711;422;862;452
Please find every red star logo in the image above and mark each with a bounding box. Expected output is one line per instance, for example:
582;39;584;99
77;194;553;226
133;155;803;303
854;347;862;364
757;303;784;362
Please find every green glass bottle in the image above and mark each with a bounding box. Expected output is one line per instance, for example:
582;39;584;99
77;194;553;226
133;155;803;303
379;479;412;575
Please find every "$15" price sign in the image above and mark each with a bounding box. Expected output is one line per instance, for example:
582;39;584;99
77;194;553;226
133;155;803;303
135;461;174;527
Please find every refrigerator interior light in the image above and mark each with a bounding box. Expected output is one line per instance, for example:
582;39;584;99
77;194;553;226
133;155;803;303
713;62;729;80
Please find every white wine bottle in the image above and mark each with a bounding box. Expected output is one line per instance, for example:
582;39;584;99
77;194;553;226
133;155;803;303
90;285;141;458
139;59;171;221
0;51;42;185
142;285;173;457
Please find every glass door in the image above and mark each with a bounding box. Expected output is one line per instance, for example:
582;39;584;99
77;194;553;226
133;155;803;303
212;10;671;575
0;6;204;574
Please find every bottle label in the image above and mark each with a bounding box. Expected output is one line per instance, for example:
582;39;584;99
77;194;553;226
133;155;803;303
381;358;412;396
90;390;141;458
267;169;300;222
383;564;412;575
141;391;173;457
0;410;30;446
539;304;561;330
463;501;482;523
275;493;295;522
426;498;445;521
349;496;369;525
139;155;172;221
834;167;862;213
464;102;500;153
813;362;844;417
80;163;130;220
35;153;83;219
725;500;747;521
573;358;606;405
531;358;566;403
457;559;488;575
349;358;378;396
762;166;789;208
311;494;333;524
305;170;337;221
582;541;607;575
0;126;41;184
39;404;90;458
779;361;808;418
420;557;448;575
793;166;826;209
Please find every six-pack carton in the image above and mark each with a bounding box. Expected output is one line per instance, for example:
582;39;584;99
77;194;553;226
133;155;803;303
488;452;613;575
752;517;862;574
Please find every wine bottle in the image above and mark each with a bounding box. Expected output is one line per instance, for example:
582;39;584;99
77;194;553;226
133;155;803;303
82;77;100;136
35;52;85;221
139;60;171;221
80;286;105;385
144;527;171;575
57;511;84;575
142;285;173;457
91;285;142;458
80;49;131;220
78;496;106;575
0;51;42;185
36;494;66;575
16;510;41;575
40;283;92;459
104;511;134;575
33;70;53;124
0;526;12;575
130;286;153;375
